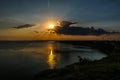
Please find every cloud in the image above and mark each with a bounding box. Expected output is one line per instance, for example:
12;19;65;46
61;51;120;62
56;26;108;35
13;24;35;29
55;21;119;35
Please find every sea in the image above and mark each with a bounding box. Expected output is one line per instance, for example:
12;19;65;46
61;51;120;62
0;41;106;80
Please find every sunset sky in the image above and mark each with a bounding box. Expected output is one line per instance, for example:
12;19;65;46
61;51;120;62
0;0;120;40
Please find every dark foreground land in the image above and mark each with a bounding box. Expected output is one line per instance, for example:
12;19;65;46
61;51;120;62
33;41;120;80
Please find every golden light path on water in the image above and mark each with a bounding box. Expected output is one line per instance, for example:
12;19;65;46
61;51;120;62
47;43;57;69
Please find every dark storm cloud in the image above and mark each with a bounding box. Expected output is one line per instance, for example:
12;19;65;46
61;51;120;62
55;21;119;35
13;24;35;29
56;26;109;35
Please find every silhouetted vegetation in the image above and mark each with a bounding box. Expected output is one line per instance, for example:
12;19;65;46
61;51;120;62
33;41;120;80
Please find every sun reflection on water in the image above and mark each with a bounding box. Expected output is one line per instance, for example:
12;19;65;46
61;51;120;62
47;44;56;69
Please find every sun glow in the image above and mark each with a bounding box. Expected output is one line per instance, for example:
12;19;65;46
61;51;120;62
49;24;55;29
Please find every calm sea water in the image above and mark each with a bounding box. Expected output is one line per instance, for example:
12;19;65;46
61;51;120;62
0;41;106;80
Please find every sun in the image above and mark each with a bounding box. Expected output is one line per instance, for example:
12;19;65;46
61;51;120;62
49;24;55;29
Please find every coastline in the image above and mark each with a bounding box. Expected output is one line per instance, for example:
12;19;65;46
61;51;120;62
33;41;120;80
